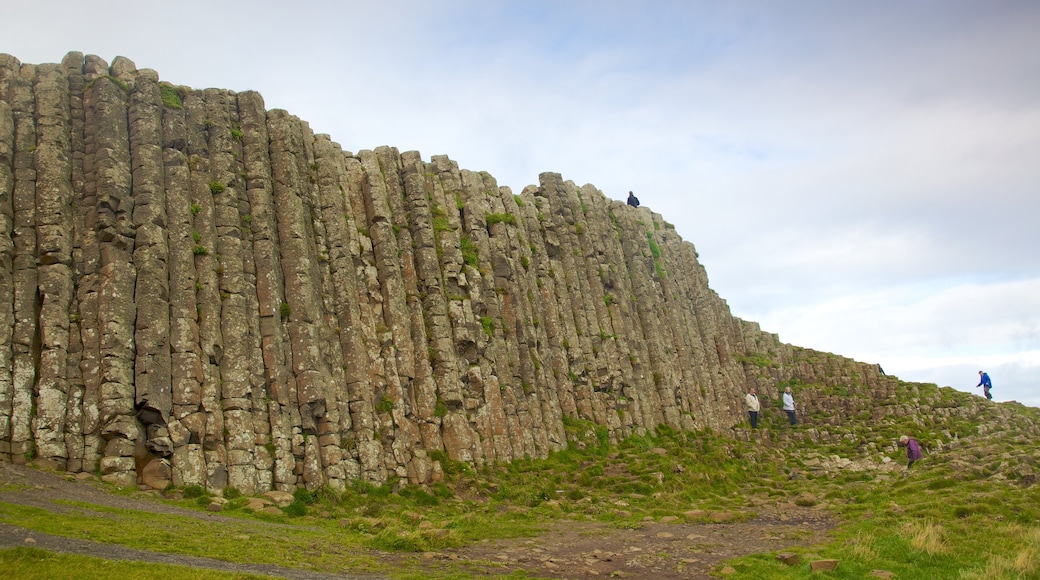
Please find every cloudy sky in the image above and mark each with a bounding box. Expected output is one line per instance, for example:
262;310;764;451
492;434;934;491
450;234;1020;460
5;1;1038;406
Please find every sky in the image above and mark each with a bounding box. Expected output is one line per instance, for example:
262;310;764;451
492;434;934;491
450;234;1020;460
4;0;1038;406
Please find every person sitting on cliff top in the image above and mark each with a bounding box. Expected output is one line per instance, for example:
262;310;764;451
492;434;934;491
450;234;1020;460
627;191;640;207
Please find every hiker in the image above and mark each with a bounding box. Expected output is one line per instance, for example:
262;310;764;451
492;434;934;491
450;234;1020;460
627;191;640;207
782;386;797;425
898;435;923;468
745;387;761;429
976;370;992;400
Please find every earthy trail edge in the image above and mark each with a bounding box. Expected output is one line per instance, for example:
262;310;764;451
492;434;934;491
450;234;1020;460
0;463;836;579
0;463;382;579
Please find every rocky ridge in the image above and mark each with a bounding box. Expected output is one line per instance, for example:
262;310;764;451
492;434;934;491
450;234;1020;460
0;52;1032;497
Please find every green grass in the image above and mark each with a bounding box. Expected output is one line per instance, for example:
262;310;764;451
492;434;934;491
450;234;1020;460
485;212;516;226
159;84;185;110
0;547;267;579
460;235;478;267
1;399;1037;579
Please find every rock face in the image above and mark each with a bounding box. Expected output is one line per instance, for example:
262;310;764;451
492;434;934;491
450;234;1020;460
0;52;960;493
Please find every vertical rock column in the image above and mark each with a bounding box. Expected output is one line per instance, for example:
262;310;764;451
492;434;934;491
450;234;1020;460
426;157;483;465
456;170;518;464
181;88;228;490
237;92;290;490
86;67;139;486
513;184;571;444
268;110;332;489
8;60;40;464
369;147;426;481
127;66;174;488
424;155;468;422
162;87;206;487
204;89;257;494
353;149;401;480
160;86;206;488
311;134;363;489
61;51;88;473
0;60;17;462
515;184;574;423
337;152;384;482
32;63;75;469
400;154;450;450
74;54;110;474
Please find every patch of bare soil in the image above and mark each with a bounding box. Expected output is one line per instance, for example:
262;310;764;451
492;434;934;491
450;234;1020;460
0;463;835;579
388;507;834;579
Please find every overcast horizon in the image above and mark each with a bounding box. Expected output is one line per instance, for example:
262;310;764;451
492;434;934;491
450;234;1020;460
4;0;1038;407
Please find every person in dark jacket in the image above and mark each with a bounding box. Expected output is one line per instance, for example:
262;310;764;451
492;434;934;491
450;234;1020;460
899;435;923;468
626;191;639;207
976;370;992;400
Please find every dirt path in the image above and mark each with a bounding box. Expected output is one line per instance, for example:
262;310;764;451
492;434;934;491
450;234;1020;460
388;508;834;579
0;463;835;579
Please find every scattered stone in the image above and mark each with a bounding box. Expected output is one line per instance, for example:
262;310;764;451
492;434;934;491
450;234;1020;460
709;511;734;523
794;492;818;507
719;565;737;575
776;552;801;566
263;490;294;507
245;498;271;511
869;570;894;579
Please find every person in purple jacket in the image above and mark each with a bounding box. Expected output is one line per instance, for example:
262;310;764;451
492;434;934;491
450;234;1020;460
899;435;923;468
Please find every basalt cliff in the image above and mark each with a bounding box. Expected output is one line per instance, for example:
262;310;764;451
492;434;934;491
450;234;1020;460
0;52;1021;496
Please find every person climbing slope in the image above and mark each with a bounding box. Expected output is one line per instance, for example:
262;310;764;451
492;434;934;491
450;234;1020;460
976;370;992;400
899;435;923;468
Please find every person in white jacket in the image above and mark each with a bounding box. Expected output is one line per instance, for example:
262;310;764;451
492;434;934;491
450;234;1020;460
744;388;761;428
782;386;797;425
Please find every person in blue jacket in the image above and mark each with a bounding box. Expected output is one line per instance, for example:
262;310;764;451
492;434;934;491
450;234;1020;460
976;370;992;400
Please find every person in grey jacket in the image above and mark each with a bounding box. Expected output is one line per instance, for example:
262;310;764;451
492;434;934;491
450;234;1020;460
782;386;797;425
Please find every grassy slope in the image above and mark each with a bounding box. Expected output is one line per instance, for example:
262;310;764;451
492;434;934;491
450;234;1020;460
1;378;1038;579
